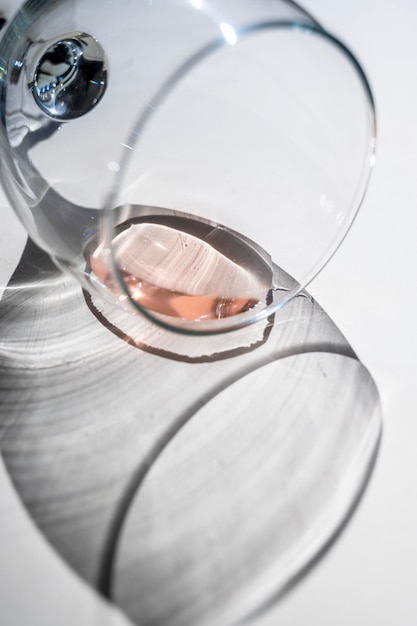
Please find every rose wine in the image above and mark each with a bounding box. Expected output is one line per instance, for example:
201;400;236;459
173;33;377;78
89;213;272;322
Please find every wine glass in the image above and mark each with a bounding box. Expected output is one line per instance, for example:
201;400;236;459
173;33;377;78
0;0;376;339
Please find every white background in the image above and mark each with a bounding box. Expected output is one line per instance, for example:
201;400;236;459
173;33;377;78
1;1;417;625
262;0;417;623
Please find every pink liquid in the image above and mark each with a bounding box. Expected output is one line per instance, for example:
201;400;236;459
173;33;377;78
90;215;272;322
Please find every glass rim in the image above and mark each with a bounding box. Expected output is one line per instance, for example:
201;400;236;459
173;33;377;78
102;20;376;336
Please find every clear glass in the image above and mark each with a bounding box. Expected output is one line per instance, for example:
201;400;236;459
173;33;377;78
0;0;376;337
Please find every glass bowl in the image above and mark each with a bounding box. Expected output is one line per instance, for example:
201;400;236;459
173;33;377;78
0;0;376;335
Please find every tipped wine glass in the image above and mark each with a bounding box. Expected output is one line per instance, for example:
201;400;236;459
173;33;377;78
0;0;375;338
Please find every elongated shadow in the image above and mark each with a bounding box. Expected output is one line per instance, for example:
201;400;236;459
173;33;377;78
1;239;377;626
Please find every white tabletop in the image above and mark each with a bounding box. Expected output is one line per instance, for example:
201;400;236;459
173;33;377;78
1;1;416;625
265;1;417;624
